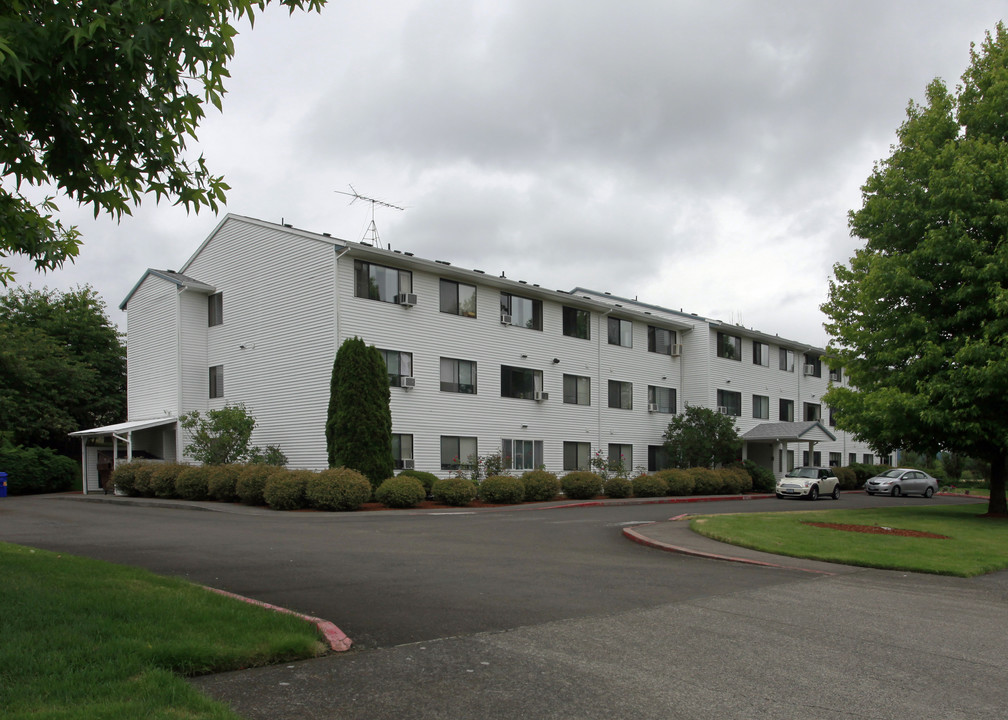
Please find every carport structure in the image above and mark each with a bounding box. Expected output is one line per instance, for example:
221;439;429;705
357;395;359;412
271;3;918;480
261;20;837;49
70;417;178;494
741;421;837;478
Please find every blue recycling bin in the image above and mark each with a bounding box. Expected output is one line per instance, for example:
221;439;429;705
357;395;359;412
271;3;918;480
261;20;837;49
0;472;7;497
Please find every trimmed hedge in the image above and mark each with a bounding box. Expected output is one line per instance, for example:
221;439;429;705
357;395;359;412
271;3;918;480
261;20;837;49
479;475;526;504
604;476;633;499
174;466;209;501
396;468;438;496
737;460;775;493
306;467;373;511
521;469;560;502
206;464;243;502
561;471;603;500
236;464;283;506
110;460;145;496
631;474;669;498
264;469;312;511
721;466;753;494
149;463;186;499
656;469;695;496
431;477;476;506
375;475;426;508
132;463;158;497
835;466;858;490
0;446;76;495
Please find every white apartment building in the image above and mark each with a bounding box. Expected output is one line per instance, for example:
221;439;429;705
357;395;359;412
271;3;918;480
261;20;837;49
73;214;879;493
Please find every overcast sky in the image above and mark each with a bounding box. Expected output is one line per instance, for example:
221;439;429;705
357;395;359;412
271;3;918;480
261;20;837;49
8;1;1006;344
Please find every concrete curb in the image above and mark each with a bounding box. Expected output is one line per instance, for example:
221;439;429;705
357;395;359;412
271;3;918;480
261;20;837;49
204;586;353;652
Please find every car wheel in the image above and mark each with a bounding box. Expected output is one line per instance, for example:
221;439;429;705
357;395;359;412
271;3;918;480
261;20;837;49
808;485;819;501
890;486;901;497
831;485;840;500
923;487;934;499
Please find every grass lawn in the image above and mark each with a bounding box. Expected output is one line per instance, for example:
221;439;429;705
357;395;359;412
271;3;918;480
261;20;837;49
0;542;328;720
689;502;1008;577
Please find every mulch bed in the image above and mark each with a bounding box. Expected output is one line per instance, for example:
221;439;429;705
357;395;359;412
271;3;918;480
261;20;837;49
802;521;949;539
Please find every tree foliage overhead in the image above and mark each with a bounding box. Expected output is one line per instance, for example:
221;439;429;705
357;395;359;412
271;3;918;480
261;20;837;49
663;404;742;469
0;0;326;284
822;23;1008;515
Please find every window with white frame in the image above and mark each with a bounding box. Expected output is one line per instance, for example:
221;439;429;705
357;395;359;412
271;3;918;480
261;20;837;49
439;279;477;318
441;436;477;470
717;389;741;416
440;358;477;394
829;364;842;382
717;332;741;360
647;326;675;355
779;398;794;422
562;306;591;340
500;292;542;330
648;386;676;413
862;453;873;464
608;443;632;472
779;348;794;372
354;260;412;303
829;452;841;467
563;374;591;405
804;402;821;421
752;341;769;366
207;292;223;327
392;434;413;470
608;380;633;409
209;365;223;399
607;317;632;347
648;445;672;472
378;349;413;387
752;394;769;419
848;452;856;465
803;353;822;378
563;441;590;471
502;438;543;471
500;365;543;400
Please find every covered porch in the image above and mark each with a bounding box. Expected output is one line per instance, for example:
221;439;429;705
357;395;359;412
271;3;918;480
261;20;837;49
70;417;178;494
741;421;837;479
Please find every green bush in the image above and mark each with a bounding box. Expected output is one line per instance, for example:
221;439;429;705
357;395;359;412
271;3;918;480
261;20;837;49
110;460;144;496
631;474;669;498
133;462;158;497
561;471;603;500
235;464;283;506
206;464;243;502
656;469;695;496
305;467;373;511
431;477;477;506
375;475;426;508
719;466;752;494
521;469;560;502
174;466;209;501
689;467;722;495
264;469;311;511
737;460;775;493
397;468;438;496
835;466;858;490
604;476;633;499
0;445;76;495
849;463;890;484
149;463;186;499
479;475;525;504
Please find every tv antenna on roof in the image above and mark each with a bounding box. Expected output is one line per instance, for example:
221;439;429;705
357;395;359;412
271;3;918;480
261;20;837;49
335;185;405;247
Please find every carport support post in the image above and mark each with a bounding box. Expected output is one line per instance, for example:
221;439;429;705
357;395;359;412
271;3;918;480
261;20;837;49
808;440;815;466
80;436;89;495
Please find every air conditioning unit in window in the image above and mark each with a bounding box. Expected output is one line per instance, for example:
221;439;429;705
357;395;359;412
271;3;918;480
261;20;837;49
647;403;659;413
534;391;549;402
401;459;415;470
500;313;512;325
395;293;417;307
716;406;730;415
803;364;817;376
670;344;683;357
399;376;415;389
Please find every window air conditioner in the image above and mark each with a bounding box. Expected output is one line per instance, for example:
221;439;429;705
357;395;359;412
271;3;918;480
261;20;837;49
395;293;417;307
500;313;512;325
534;391;549;402
670;344;683;357
803;364;817;376
401;459;415;470
717;406;729;415
647;403;659;413
399;376;416;389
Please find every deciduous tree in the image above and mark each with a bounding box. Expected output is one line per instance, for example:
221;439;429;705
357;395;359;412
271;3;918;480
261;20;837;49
663;404;742;469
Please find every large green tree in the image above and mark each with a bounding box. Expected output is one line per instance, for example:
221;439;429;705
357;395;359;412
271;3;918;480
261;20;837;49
663;404;742;469
0;0;325;284
822;23;1008;516
326;337;394;488
0;285;124;449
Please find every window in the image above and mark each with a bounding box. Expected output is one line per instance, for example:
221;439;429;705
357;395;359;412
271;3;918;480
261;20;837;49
880;454;892;465
439;279;477;318
829;365;842;382
752;341;769;367
717;332;741;360
209;365;223;399
779;399;794;422
563;374;591;405
441;436;477;470
648;326;675;355
501;365;543;400
608;380;633;409
862;453;873;464
500;292;542;330
562;306;591;340
848;453;856;466
779;348;795;372
752;394;769;420
803;451;822;466
502;439;543;471
207;292;223;327
803;353;822;378
828;407;836;427
648;386;676;414
379;349;413;386
440;358;477;394
563;442;590;471
607;317;632;347
354;260;412;303
804;402;821;421
787;450;795;471
829;452;841;467
608;443;632;472
392;434;413;470
717;389;741;416
648;445;672;472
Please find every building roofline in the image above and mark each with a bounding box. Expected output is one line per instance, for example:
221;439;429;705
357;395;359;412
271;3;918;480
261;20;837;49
119;269;216;310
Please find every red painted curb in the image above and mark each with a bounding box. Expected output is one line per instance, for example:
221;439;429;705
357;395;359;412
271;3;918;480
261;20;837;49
204;586;353;652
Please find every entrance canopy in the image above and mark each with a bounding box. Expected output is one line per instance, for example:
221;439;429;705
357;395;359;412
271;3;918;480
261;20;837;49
71;417;177;494
741;421;837;477
70;417;178;439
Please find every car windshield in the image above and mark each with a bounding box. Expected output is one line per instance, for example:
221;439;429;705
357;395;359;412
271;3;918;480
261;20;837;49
785;468;818;479
880;469;904;478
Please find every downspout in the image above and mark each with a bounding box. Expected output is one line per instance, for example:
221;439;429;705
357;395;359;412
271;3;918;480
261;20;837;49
80;436;89;495
176;287;184;462
334;246;351;354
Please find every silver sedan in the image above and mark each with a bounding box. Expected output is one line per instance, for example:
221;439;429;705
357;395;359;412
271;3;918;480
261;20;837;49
864;468;939;498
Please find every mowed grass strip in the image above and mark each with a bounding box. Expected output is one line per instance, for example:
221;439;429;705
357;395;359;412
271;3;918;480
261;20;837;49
0;542;328;720
689;503;1008;577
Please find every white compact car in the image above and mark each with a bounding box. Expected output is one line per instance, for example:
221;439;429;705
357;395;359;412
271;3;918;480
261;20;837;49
775;466;841;501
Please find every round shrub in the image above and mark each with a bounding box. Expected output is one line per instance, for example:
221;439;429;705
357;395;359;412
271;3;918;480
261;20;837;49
835;466;858;490
656;469;695;496
305;467;372;511
690;467;722;495
604;476;633;499
479;475;526;504
521;469;560;502
133;462;158;497
397;468;438;496
718;467;752;494
110;460;145;496
150;463;186;498
631;474;669;498
375;475;426;508
264;469;311;511
206;464;243;502
561;471;603;500
174;466;209;501
737;460;775;493
432;477;477;506
236;464;283;506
